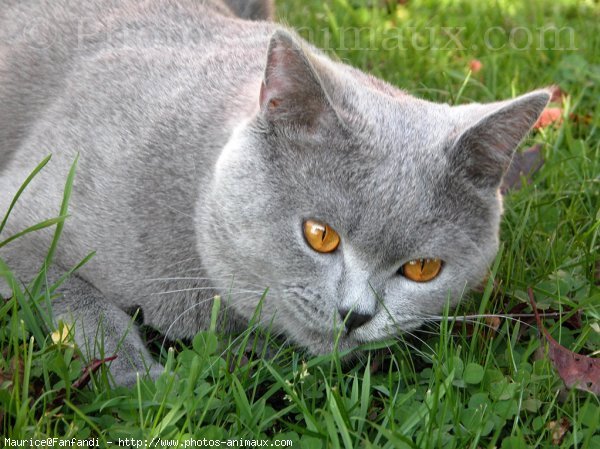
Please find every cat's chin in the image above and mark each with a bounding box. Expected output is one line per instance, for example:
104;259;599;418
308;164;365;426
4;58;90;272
298;334;400;362
295;320;425;357
303;337;363;358
276;310;429;354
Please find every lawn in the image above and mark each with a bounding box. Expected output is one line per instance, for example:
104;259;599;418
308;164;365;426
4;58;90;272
1;0;599;448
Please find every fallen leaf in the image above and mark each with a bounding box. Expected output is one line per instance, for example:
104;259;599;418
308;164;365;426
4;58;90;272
50;355;117;409
501;144;544;194
469;59;483;74
547;418;570;445
533;107;563;129
72;356;118;389
529;288;600;395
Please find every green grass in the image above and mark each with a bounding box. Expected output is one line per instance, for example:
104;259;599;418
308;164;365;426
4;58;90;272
1;0;599;447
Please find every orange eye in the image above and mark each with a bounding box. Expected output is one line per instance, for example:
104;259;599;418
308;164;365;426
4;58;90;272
303;219;340;253
401;258;443;282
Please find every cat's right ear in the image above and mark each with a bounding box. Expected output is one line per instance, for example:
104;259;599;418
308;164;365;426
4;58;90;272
259;30;337;128
449;89;551;189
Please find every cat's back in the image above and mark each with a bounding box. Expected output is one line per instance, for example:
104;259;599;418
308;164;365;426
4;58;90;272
0;0;272;72
0;0;274;292
1;0;240;45
0;0;273;168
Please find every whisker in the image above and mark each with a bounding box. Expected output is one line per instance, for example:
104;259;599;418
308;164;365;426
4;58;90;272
429;316;501;332
153;256;202;270
407;327;441;336
217;322;263;358
206;321;287;373
159;293;265;355
162;204;194;219
399;329;438;357
151;286;263;296
393;333;435;359
211;320;292;372
426;312;565;321
141;276;269;290
143;276;236;282
421;313;541;331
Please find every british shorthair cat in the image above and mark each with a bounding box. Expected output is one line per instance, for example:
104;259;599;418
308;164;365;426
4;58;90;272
0;0;549;385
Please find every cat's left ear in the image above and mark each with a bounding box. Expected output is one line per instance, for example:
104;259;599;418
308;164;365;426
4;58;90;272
259;30;338;128
450;89;551;188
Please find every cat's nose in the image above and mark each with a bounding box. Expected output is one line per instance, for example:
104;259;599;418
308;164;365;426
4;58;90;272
339;309;373;333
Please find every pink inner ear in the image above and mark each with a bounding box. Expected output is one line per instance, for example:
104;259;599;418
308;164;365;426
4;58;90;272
268;98;281;109
259;44;295;111
259;81;282;111
259;75;286;111
259;75;282;110
259;81;281;110
258;32;335;125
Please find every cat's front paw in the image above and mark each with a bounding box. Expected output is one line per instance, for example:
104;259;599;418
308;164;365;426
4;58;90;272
109;362;166;387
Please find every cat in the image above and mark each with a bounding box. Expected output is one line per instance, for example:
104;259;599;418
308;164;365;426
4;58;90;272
0;0;549;386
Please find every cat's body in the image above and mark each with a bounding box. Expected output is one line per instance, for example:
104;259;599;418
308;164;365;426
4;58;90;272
0;0;549;385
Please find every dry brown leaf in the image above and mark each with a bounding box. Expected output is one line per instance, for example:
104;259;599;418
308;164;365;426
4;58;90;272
529;288;600;395
72;355;118;389
50;355;118;409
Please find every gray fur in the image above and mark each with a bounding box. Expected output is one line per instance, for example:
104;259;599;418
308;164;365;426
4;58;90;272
0;0;549;385
223;0;274;20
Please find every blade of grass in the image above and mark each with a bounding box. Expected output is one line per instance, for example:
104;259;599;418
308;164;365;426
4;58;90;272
30;154;79;297
398;370;454;435
0;258;47;344
327;382;354;449
0;215;69;249
0;154;52;236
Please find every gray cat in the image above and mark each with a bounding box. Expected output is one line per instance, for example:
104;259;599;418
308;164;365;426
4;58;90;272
0;0;549;386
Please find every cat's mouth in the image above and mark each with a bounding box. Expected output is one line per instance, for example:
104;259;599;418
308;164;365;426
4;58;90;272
281;285;435;351
300;313;428;353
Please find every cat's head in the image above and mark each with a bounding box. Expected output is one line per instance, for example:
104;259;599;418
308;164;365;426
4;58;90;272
198;30;550;353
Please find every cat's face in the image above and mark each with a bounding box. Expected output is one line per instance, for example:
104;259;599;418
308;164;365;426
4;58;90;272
197;30;549;353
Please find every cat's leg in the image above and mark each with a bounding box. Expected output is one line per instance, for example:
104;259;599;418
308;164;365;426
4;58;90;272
1;246;163;387
51;271;164;387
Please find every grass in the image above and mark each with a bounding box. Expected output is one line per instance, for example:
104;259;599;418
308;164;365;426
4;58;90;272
1;0;599;447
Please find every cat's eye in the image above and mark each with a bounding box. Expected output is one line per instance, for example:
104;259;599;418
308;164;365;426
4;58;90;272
400;258;443;282
303;219;340;253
